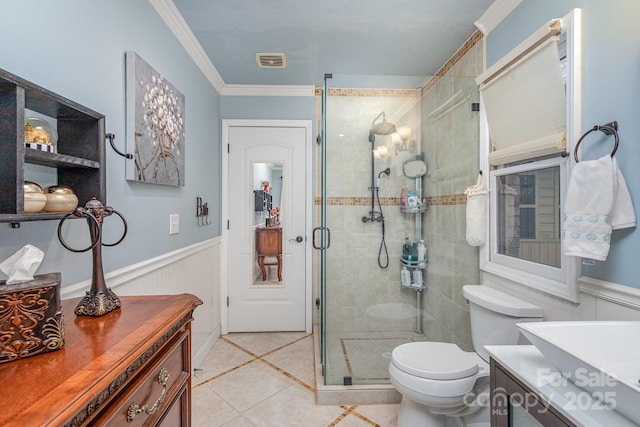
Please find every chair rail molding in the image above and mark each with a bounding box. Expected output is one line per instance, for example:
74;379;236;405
579;276;640;311
61;237;220;298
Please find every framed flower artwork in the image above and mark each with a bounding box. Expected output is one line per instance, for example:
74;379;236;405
125;51;185;186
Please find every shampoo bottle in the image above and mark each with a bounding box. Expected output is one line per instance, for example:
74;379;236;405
417;240;427;268
401;267;411;287
412;269;423;288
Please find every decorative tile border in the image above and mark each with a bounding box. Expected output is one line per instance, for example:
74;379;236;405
314;29;481;100
192;333;315;392
314;196;402;206
328;405;383;427
193;333;385;426
426;194;467;206
315;194;467;206
421;29;483;96
314;87;417;97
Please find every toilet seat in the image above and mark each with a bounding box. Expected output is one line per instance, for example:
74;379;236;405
391;342;481;380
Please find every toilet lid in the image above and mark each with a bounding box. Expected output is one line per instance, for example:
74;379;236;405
391;342;480;380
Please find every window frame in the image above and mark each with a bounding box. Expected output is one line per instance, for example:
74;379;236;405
487;158;577;300
478;9;582;302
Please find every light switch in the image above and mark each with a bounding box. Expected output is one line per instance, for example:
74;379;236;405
169;214;180;235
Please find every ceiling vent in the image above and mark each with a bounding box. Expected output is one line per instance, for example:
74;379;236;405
256;53;286;69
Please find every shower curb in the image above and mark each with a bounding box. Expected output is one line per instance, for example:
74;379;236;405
313;328;401;405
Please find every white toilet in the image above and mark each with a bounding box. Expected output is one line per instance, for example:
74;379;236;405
389;285;543;427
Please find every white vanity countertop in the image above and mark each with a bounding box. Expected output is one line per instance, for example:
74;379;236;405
485;345;636;427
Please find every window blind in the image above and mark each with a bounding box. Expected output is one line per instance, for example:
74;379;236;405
478;20;566;166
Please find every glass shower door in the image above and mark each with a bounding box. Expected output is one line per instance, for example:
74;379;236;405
319;75;424;386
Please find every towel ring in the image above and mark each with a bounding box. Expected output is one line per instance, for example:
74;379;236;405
573;121;619;163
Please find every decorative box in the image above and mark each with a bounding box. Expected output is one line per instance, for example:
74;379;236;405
0;272;64;364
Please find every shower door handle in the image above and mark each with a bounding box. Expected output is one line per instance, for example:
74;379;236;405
312;227;321;249
312;227;331;249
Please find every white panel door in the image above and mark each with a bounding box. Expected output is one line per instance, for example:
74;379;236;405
227;126;307;331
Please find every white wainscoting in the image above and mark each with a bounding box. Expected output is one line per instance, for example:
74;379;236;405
61;237;222;368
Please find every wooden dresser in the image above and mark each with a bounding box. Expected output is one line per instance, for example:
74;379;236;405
0;294;202;426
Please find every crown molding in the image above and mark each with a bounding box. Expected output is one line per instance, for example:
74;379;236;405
149;0;225;93
150;0;316;97
475;0;523;35
221;84;315;97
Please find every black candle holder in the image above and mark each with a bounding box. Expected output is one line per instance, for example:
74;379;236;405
57;198;128;317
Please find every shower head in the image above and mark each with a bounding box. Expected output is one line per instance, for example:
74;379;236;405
376;167;391;187
373;120;396;136
368;112;396;143
377;168;391;178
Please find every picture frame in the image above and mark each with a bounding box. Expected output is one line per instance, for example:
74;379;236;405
125;51;185;186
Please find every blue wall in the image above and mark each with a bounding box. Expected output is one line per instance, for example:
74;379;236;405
221;96;315;121
0;1;221;286
488;0;640;288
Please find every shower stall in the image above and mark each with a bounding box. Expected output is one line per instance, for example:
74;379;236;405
316;51;483;391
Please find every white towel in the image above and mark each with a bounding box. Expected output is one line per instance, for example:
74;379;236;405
464;173;489;246
563;155;635;261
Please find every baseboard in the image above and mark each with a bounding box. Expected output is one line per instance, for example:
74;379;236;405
193;324;220;369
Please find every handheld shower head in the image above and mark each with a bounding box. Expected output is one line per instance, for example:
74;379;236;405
376;167;391;187
378;168;391;178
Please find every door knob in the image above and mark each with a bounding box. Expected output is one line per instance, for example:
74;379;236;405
289;236;303;243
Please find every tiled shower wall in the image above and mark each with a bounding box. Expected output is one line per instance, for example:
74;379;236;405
419;31;483;350
315;89;424;335
314;30;484;350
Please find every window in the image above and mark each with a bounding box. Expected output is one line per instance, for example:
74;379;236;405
495;164;560;268
479;10;582;302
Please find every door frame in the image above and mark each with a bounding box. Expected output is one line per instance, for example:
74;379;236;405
221;119;313;334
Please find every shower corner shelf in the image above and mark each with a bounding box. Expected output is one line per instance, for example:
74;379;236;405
400;257;427;269
400;284;427;292
400;282;427;291
400;205;427;214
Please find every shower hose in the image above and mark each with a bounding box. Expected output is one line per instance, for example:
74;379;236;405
376;187;389;269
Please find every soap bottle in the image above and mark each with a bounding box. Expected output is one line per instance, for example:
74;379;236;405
402;238;411;261
401;267;411;287
417;240;427;268
412;269;423;288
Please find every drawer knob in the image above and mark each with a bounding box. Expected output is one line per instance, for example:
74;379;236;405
127;368;170;422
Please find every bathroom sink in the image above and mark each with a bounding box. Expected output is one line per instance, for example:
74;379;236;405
517;321;640;424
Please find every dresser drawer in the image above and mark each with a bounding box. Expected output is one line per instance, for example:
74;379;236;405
156;384;189;426
98;329;190;426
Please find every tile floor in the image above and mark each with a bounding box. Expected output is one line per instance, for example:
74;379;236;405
192;332;400;426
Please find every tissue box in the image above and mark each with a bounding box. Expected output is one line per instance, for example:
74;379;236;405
0;272;64;364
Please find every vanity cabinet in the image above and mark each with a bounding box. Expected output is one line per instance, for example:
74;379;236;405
0;294;202;426
0;67;105;225
491;358;576;427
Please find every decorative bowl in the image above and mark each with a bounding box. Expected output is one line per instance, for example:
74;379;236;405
43;185;78;212
24;117;58;147
23;181;47;213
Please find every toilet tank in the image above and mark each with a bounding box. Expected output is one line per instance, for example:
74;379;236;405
463;285;543;362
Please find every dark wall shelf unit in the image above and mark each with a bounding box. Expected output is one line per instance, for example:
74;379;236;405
254;190;272;212
0;67;106;225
